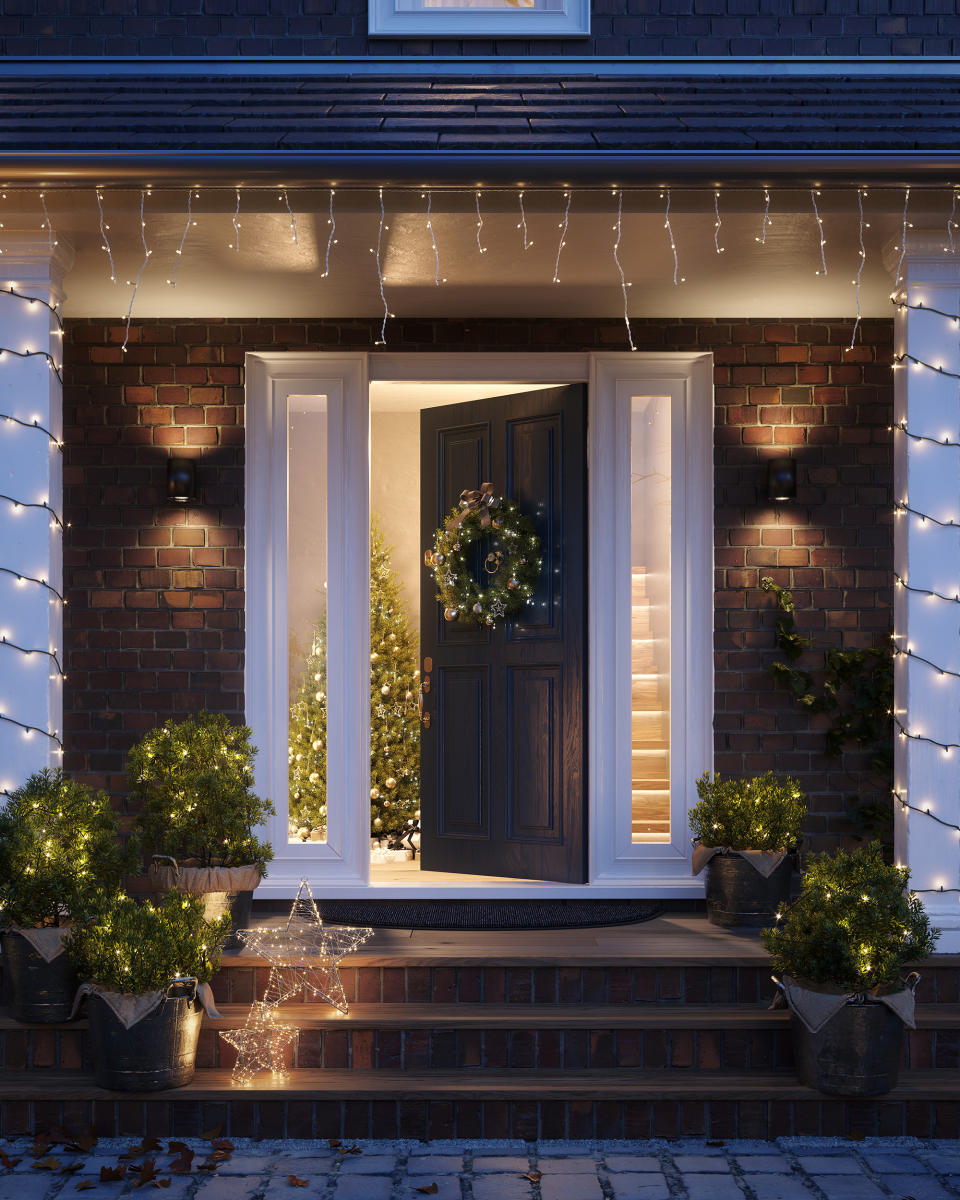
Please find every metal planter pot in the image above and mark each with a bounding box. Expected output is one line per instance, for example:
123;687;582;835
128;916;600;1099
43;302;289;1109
149;858;259;948
705;853;794;928
792;999;904;1096
87;981;203;1091
1;931;78;1023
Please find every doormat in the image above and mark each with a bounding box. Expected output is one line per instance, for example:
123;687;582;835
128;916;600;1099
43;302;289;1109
314;898;663;930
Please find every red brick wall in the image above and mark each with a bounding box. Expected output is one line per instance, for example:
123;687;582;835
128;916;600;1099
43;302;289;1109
62;317;892;847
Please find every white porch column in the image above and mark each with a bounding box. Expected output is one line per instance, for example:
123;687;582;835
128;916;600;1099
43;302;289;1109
891;233;960;950
0;235;73;796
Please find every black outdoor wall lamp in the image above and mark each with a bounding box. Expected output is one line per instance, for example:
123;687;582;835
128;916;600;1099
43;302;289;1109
166;457;196;504
766;456;797;503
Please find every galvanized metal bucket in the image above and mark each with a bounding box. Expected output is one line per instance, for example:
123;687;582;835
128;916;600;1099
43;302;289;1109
704;852;794;928
791;995;908;1096
1;930;79;1023
87;978;203;1091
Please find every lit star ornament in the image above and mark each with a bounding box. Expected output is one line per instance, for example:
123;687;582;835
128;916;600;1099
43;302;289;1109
237;878;373;1014
489;598;506;619
219;1000;300;1087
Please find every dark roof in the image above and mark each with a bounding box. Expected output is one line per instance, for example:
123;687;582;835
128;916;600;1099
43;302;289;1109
2;74;959;181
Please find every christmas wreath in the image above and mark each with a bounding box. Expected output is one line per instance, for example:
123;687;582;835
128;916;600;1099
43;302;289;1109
425;483;542;626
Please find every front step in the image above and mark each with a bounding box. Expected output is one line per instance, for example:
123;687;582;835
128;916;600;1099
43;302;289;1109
2;1068;960;1140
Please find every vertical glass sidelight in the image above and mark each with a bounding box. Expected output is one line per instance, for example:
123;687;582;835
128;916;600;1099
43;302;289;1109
630;395;672;842
286;395;329;844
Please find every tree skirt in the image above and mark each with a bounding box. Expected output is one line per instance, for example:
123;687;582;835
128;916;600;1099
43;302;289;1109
314;898;662;930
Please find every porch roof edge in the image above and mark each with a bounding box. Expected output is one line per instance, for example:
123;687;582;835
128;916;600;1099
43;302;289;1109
1;152;956;189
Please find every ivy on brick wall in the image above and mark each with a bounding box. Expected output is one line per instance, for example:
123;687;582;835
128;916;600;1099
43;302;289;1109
760;576;894;846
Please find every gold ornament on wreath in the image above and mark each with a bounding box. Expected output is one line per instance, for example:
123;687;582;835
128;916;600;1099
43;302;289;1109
425;483;542;626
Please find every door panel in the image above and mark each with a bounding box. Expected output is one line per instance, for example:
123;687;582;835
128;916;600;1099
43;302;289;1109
420;384;587;883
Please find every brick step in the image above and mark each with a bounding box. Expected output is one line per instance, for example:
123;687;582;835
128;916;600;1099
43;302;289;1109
5;1005;960;1072
2;1068;960;1140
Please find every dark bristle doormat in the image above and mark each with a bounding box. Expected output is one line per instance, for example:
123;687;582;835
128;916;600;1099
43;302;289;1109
314;898;663;930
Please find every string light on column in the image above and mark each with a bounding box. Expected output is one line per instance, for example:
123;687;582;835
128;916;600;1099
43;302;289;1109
280;188;299;246
0;411;63;450
713;190;725;254
0;494;64;531
422;191;444;286
121;189;152;354
948;188;959;254
475;189;487;255
895;498;960;528
888;417;960;447
849;187;867;350
371;186;391;346
0;635;64;677
893;643;960;681
894;186;911;290
810;189;827;276
321;188;337;279
0;347;63;385
894;714;960;754
660;189;684;285
517;190;532;250
0;713;62;749
166;189;198;288
229;188;241;252
611;190;635;353
756;188;771;245
895;572;960;604
38;192;56;253
0;566;64;604
893;352;960;379
95;189;116;283
552;190;571;284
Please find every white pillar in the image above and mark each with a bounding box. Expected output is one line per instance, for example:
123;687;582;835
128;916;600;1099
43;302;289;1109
0;235;73;796
891;232;960;951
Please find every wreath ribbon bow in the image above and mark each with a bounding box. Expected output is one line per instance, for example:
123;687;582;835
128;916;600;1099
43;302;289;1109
448;482;498;530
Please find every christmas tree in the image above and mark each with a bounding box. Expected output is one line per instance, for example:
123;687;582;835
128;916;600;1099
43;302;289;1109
288;520;420;845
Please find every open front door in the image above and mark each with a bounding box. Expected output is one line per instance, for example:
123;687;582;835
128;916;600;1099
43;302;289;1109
418;385;587;883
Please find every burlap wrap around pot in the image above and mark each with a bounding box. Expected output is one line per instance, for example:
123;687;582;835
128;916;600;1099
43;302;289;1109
147;861;262;894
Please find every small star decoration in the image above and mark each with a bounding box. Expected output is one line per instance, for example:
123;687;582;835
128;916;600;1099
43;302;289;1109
489;598;506;618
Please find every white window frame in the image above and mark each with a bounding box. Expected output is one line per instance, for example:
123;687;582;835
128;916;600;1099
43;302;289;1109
246;350;712;898
368;0;589;38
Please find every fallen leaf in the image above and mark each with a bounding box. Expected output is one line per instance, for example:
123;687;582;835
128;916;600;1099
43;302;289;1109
200;1124;224;1142
65;1129;98;1154
166;1142;191;1155
0;1149;21;1170
337;1143;362;1156
416;1184;439;1195
32;1156;62;1171
155;1181;171;1190
328;1139;341;1149
31;1134;53;1158
288;1176;308;1188
197;1158;221;1172
167;1148;194;1175
75;1182;94;1192
60;1161;84;1175
210;1139;234;1154
522;1172;541;1183
100;1165;127;1182
131;1159;159;1187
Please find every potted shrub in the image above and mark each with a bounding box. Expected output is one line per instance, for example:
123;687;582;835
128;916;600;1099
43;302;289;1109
690;770;807;927
0;769;138;1022
762;841;938;1096
67;889;229;1090
129;712;274;938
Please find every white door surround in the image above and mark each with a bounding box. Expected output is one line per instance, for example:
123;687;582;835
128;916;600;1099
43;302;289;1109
245;351;714;899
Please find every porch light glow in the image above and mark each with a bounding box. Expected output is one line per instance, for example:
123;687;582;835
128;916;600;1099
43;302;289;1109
166;457;196;505
766;457;797;503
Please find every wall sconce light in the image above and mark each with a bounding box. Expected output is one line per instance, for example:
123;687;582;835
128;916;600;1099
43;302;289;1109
766;456;797;503
166;457;196;504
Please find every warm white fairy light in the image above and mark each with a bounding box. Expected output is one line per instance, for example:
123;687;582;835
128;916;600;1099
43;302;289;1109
611;190;635;353
894;186;911;290
38;192;56;253
660;190;684;285
850;188;867;350
95;189;116;283
475;189;487;255
423;191;443;286
229;188;241;252
280;188;299;245
756;188;771;245
713;191;725;254
948;188;959;255
121;190;152;354
552;190;571;284
166;189;198;288
517;190;532;250
321;188;337;279
810;189;827;276
372;186;390;345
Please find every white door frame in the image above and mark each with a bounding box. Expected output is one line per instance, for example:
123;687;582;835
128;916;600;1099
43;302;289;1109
246;350;713;898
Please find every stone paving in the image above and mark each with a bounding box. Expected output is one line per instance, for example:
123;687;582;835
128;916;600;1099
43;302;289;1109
0;1137;955;1199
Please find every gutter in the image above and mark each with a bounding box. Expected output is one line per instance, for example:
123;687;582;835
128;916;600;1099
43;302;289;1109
1;152;957;189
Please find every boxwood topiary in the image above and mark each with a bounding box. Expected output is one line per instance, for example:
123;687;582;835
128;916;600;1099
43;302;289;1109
689;770;807;853
761;841;939;993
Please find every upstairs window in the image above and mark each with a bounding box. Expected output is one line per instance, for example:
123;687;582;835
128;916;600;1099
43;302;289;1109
368;0;589;37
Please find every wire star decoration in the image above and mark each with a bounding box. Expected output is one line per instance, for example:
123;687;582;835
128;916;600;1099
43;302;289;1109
219;1001;300;1087
489;597;506;618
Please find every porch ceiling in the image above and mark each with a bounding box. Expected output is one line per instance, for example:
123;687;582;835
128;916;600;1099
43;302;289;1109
0;73;959;185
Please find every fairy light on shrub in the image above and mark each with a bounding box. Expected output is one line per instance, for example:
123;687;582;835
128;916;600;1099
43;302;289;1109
95;189;116;283
121;189;152;354
552;190;571;283
167;189;198;288
611;189;635;352
660;189;684;285
810;189;827;275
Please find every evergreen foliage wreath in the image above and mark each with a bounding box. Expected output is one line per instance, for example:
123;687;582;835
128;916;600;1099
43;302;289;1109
427;484;542;626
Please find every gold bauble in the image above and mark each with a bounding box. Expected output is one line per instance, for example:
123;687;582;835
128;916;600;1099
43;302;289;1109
370;787;380;800
381;684;390;696
444;607;459;622
386;776;397;789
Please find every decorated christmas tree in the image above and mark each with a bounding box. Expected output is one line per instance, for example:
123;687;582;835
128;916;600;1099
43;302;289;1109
288;521;420;845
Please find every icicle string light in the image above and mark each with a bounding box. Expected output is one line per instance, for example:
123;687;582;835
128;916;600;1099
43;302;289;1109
949;189;959;255
660;190;684;285
373;186;389;345
552;190;571;284
810;189;827;276
167;189;197;288
0;635;64;677
423;191;442;286
0;411;63;450
95;189;117;284
850;188;867;350
38;192;56;254
280;188;299;245
757;188;771;245
713;190;724;255
517;190;532;250
894;186;911;289
322;189;337;279
121;190;152;355
230;188;241;252
475;190;487;255
0;493;64;530
611;190;635;353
